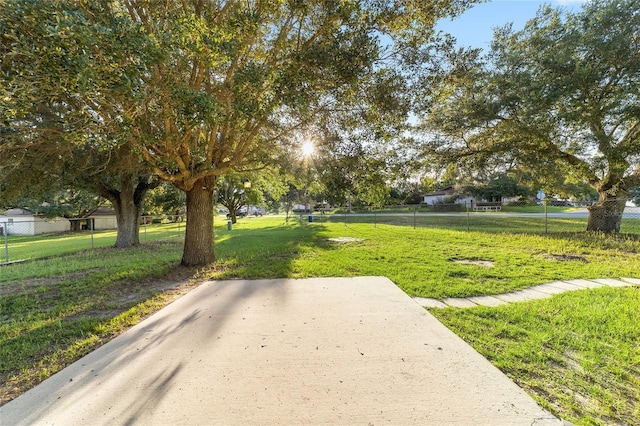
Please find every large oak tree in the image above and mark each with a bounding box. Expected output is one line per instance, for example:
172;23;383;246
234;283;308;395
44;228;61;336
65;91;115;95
423;0;640;232
2;0;476;265
1;1;158;247
122;0;477;265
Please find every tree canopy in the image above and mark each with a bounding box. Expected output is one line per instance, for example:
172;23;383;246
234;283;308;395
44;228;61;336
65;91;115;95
422;0;640;232
2;0;478;264
1;1;161;246
316;136;390;207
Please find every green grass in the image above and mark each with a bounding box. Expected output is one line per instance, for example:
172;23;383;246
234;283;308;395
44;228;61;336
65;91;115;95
1;216;639;423
4;214;639;264
0;241;189;403
1;222;184;262
500;205;582;213
306;211;640;234
207;218;640;299
327;205;580;214
431;288;640;425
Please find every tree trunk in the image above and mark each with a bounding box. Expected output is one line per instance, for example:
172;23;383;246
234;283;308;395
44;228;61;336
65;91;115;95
229;209;238;224
587;192;627;233
182;176;215;266
105;175;151;248
111;186;143;248
113;197;141;247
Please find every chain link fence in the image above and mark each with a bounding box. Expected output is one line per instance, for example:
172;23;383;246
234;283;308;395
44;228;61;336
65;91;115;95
2;200;638;265
0;215;185;264
299;198;640;234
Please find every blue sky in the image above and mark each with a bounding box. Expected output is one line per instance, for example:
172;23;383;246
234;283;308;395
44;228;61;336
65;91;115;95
436;0;588;49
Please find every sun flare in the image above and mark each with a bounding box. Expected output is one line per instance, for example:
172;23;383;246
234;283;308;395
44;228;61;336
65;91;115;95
302;141;315;156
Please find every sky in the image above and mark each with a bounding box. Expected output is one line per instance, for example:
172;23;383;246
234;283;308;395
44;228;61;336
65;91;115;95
436;0;589;50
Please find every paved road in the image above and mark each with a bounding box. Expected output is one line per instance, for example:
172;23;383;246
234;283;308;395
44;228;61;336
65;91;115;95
1;277;560;425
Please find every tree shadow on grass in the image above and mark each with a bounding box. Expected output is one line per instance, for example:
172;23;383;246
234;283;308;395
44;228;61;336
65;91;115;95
210;219;348;280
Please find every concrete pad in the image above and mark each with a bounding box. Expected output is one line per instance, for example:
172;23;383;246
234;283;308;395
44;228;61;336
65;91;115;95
592;278;633;287
412;296;448;309
442;297;478;308
563;279;604;289
621;277;640;285
467;295;508;307
0;277;559;425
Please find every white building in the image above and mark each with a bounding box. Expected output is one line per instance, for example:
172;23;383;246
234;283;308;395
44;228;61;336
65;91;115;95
0;207;117;236
423;187;474;206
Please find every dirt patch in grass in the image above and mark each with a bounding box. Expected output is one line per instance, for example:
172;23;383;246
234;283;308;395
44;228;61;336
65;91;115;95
0;268;106;296
67;268;198;321
450;258;495;268
544;253;588;263
326;237;364;244
131;266;198;293
262;251;301;260
0;264;201;405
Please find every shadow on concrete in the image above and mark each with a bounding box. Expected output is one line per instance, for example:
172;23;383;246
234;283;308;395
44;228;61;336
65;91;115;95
122;363;184;426
3;279;289;424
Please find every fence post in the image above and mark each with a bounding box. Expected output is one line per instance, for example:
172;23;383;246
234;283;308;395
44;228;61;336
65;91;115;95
144;216;147;241
90;218;94;249
466;202;470;232
544;199;548;234
413;205;417;229
3;222;8;263
177;217;181;237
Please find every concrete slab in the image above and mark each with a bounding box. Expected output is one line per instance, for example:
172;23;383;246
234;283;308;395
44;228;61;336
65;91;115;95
563;279;604;289
442;297;478;308
412;296;448;309
592;278;633;287
621;277;640;285
467;295;508;307
0;277;559;425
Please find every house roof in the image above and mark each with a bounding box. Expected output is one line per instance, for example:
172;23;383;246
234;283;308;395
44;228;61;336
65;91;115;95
4;208;34;216
91;206;116;216
424;186;455;197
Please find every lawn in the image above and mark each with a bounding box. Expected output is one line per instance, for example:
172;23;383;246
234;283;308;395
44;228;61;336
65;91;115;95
309;210;640;235
1;216;639;424
210;218;640;299
1;221;184;262
431;289;640;425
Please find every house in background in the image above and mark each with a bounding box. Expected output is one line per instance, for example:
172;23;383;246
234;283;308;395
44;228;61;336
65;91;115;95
0;209;68;236
80;206;118;231
423;186;474;206
423;186;520;207
0;207;117;236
